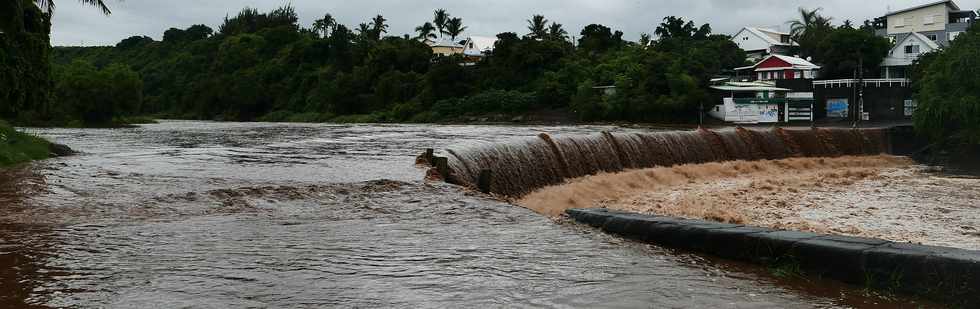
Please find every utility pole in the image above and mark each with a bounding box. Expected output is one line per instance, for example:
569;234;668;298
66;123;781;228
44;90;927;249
857;56;865;128
699;102;704;127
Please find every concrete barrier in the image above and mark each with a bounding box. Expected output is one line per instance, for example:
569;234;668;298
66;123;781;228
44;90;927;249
567;208;980;306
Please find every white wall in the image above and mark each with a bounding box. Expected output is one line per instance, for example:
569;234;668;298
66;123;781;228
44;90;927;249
732;28;771;52
887;3;949;35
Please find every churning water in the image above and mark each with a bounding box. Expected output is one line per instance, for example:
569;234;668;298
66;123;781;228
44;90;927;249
444;127;889;197
0;121;928;308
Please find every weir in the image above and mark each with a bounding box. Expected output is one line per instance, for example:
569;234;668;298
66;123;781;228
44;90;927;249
428;127;893;197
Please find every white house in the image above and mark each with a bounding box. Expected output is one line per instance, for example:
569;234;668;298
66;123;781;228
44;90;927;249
731;27;798;61
462;36;498;58
881;32;941;79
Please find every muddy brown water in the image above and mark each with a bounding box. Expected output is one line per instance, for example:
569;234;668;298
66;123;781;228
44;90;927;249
0;121;933;308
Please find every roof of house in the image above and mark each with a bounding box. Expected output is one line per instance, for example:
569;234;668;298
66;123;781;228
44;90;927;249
885;0;960;17
736;54;821;71
740;27;795;47
711;80;790;92
426;38;464;48
883;32;943;66
463;36;498;56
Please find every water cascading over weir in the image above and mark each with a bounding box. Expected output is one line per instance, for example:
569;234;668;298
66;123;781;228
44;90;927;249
425;127;891;197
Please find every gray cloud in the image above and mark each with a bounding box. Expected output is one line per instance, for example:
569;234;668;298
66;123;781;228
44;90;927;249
51;0;980;46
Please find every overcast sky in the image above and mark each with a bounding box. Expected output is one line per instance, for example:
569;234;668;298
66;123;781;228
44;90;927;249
51;0;980;46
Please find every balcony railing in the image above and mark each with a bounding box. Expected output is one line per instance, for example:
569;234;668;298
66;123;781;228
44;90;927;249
812;78;910;88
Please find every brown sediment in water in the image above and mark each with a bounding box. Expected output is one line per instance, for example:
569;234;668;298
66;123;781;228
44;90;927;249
444;128;889;197
519;155;980;250
517;155;910;218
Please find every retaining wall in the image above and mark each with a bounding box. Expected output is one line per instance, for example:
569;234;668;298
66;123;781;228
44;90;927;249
567;208;980;306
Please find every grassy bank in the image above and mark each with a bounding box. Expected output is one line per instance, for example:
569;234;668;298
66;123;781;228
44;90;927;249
0;120;51;167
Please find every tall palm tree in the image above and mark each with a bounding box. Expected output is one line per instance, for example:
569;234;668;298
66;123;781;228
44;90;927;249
370;14;388;39
547;22;568;41
445;17;466;41
527;15;548;39
35;0;112;15
415;22;437;40
312;13;336;38
788;7;832;41
433;9;450;38
356;23;372;39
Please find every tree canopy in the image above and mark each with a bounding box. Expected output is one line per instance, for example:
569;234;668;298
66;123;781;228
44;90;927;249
913;26;980;146
32;6;745;125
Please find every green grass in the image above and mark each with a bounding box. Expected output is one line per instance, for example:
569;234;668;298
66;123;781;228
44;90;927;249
0;120;51;167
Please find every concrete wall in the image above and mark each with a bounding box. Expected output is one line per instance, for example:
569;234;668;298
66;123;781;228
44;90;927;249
812;84;913;121
567;208;980;307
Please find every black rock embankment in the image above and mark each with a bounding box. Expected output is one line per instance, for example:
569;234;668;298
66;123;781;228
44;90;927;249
567;208;980;307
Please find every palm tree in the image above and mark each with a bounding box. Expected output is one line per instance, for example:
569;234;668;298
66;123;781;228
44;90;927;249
370;14;388;39
445;17;466;41
312;13;336;38
34;0;111;15
415;22;437;41
788;7;832;41
527;15;548;39
356;23;372;39
433;9;450;38
547;22;568;41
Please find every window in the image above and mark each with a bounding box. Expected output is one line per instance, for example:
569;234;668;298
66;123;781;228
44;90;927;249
905;44;920;54
904;99;917;116
894;17;905;27
926;34;938;41
923;15;935;25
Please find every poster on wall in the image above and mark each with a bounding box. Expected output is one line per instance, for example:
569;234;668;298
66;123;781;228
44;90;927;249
826;98;849;118
757;104;780;123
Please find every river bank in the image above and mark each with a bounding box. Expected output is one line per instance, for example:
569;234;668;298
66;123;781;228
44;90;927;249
0;120;53;167
519;155;980;250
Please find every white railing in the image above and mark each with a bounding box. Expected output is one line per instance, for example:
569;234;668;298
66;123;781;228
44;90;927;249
812;78;910;88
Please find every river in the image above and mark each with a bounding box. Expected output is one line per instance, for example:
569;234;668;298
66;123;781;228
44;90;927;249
0;120;930;308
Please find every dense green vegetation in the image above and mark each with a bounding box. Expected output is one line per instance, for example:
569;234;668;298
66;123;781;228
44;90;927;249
788;8;891;79
49;5;747;123
912;25;980;147
0;120;50;167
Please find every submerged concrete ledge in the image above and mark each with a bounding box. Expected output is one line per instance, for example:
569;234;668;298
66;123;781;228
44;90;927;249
566;208;980;306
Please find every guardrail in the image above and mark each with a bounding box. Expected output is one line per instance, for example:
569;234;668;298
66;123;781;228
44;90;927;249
813;78;910;88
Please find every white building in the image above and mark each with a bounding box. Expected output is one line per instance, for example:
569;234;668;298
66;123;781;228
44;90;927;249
873;0;977;47
731;27;798;61
881;32;942;78
461;36;498;58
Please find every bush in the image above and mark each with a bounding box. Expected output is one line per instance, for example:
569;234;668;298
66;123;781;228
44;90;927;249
0;120;50;167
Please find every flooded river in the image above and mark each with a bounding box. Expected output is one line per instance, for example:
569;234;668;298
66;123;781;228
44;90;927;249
0;121;931;308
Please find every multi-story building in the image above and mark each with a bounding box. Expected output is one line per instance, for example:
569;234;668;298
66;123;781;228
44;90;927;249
873;0;976;47
731;27;798;62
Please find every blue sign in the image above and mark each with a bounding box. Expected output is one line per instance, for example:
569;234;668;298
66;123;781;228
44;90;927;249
827;99;849;118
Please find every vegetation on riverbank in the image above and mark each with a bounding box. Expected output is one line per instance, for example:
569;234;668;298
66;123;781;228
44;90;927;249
912;24;980;149
0;120;50;167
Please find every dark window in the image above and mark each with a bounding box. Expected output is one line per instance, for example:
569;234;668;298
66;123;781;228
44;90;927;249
926;34;938;41
905;45;919;54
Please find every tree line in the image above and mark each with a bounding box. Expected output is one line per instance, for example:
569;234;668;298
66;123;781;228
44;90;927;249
44;5;747;124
